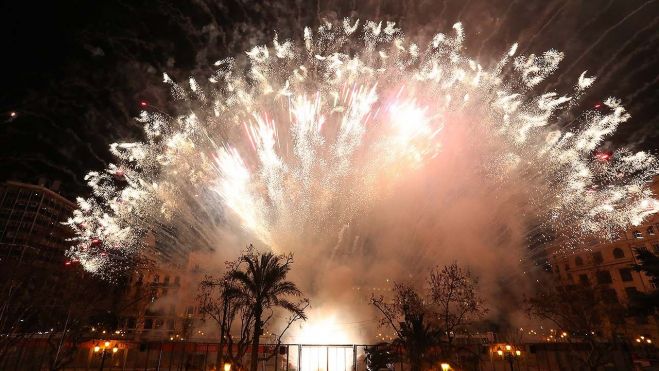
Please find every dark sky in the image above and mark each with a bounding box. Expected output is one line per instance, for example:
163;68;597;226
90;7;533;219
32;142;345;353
1;0;658;198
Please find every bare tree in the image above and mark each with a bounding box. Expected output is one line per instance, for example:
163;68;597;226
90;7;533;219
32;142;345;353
428;263;487;360
371;263;486;370
526;282;626;371
199;268;243;368
371;283;441;371
0;262;122;370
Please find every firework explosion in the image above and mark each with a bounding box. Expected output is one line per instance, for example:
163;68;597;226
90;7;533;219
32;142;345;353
66;19;657;311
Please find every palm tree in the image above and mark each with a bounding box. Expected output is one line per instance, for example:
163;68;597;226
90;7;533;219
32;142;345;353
228;249;307;371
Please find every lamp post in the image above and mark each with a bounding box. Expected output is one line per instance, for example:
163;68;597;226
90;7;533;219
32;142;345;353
93;340;119;371
634;336;654;359
496;344;522;371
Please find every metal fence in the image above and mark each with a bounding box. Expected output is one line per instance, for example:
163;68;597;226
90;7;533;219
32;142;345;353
0;339;649;370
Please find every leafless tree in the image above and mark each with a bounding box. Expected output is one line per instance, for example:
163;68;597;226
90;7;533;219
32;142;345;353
428;263;487;359
371;263;486;370
525;281;626;371
0;262;122;370
371;283;441;371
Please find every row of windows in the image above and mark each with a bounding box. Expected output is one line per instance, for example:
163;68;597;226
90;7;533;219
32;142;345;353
568;277;639;304
632;225;656;239
143;305;195;317
562;244;659;272
134;274;181;286
572;268;634;285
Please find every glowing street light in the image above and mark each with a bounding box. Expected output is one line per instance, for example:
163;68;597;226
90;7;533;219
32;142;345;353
224;362;232;371
94;340;120;371
496;344;522;371
440;362;451;371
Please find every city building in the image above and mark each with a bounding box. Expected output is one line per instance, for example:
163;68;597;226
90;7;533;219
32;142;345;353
0;180;75;266
549;176;659;341
117;235;206;342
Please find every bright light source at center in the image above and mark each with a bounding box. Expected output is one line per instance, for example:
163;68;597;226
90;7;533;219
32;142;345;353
296;316;352;345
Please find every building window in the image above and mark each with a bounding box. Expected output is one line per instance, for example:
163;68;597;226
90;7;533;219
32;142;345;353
612;248;624;259
144;319;153;329
625;287;640;300
633;230;643;239
596;270;612;284
647;226;655;235
601;288;618;303
575;256;584;266
578;274;589;285
164;276;170;285
619;268;633;282
592;252;603;264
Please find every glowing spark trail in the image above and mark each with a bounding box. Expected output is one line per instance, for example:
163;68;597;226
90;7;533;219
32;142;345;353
66;19;658;285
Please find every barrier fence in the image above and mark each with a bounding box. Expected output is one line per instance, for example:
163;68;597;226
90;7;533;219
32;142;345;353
0;338;651;370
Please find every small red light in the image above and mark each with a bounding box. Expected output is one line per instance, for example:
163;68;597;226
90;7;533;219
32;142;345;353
10;111;17;118
595;151;612;162
65;260;72;266
140;100;148;107
594;102;602;109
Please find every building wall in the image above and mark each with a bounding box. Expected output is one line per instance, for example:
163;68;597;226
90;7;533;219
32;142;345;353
549;177;659;340
0;180;75;265
117;247;207;342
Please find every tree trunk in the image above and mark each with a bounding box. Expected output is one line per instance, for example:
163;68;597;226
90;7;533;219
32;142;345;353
216;296;229;368
410;357;422;371
250;306;263;371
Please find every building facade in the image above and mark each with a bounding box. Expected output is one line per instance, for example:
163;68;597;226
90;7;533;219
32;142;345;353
549;177;659;341
117;238;207;342
0;180;75;266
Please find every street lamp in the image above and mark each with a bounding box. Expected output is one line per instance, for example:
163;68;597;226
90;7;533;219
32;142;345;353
224;362;232;371
634;336;654;359
496;344;522;371
440;362;451;371
94;340;120;371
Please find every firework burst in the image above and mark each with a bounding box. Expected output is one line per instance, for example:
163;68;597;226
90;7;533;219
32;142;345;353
65;19;658;276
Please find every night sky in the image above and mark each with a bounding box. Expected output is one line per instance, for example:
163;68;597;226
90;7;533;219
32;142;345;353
2;0;658;198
